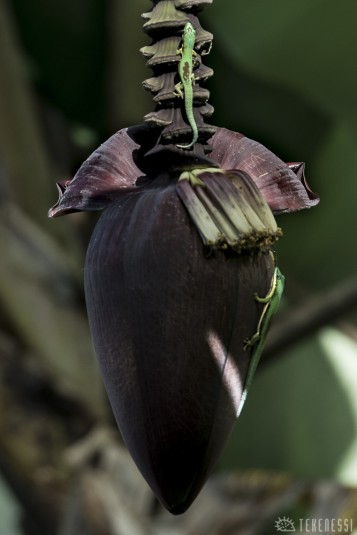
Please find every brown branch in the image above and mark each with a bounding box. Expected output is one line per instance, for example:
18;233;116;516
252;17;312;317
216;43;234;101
59;431;357;534
0;0;54;216
0;203;106;417
263;275;357;362
0;0;83;257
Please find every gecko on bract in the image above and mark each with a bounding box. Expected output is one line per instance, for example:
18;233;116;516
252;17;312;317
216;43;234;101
175;22;198;149
238;265;285;417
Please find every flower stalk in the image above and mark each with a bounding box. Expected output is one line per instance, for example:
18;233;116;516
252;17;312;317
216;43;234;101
48;0;319;515
141;0;216;167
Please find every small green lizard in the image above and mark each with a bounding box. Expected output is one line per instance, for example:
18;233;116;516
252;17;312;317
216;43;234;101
237;266;285;417
175;22;198;149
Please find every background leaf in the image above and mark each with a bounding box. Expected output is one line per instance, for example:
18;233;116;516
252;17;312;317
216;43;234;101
207;0;357;486
1;0;357;528
212;0;357;123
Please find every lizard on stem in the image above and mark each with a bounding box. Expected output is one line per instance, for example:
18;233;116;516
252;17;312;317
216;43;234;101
237;265;285;416
175;22;198;149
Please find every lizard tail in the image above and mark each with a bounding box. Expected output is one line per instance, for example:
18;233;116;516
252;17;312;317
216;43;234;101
177;126;198;149
177;140;196;149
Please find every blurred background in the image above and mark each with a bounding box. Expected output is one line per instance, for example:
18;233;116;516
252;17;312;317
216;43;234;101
1;0;357;533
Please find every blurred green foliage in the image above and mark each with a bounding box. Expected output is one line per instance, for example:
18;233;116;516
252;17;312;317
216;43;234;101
10;0;106;128
6;0;357;488
0;476;21;535
210;0;357;485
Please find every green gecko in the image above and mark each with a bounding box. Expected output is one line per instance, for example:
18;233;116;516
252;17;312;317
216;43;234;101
237;266;285;417
175;22;198;149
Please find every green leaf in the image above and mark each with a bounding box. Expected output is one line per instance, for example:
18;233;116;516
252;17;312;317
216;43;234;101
221;332;357;481
212;0;357;122
277;120;357;287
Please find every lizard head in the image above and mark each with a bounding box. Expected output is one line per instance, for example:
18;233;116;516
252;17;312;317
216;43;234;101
182;22;196;48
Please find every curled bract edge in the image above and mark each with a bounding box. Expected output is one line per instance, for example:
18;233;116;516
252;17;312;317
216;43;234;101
48;125;319;218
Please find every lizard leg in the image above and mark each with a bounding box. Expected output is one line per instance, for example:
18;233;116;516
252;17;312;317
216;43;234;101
243;270;278;350
174;82;184;98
